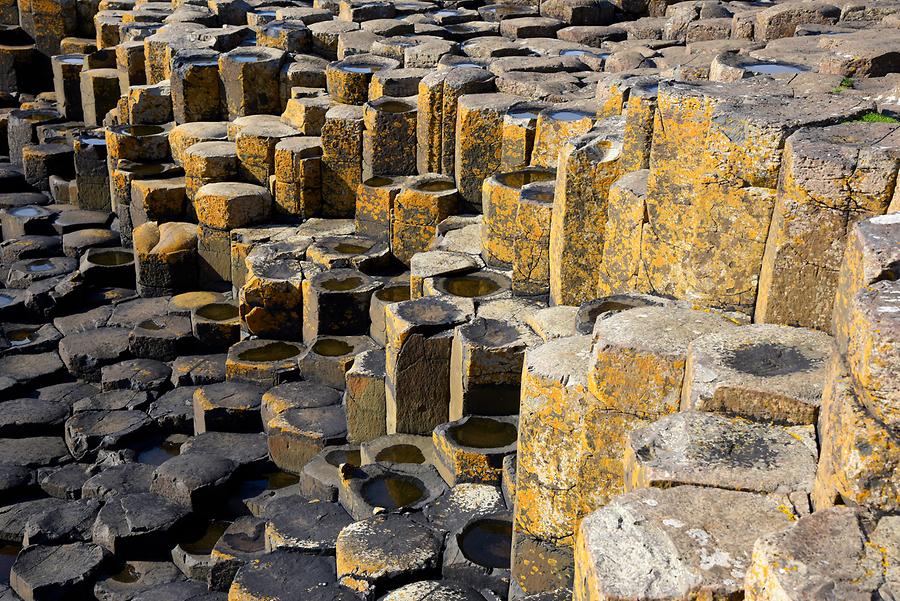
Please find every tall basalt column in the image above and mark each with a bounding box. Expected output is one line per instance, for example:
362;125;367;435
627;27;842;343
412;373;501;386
219;46;285;119
321;104;364;218
619;77;658;172
116;41;146;88
513;180;555;296
756;122;899;331
440;68;496;177
391;173;459;264
500;101;546;172
73;132;111;211
454;92;522;211
813;214;900;515
384;296;473;436
512;335;592;597
51;54;85;120
548;119;623;306
273;136;323;221
530;104;596;169
416;70;445;175
645;81;874;317
19;0;76;56
235;121;300;186
324;54;399;105
481;167;555;269
80;67;122;127
362;96;417;181
7;108;61;167
596;169;650;297
171;49;223;124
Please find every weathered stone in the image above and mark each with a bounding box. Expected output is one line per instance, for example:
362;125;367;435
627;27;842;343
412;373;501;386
681;324;833;425
745;507;899;601
336;513;442;596
625;411;817;495
574;486;799;601
11;542;108;601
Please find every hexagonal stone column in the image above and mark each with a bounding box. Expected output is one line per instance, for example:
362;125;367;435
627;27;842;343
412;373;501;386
384;296;473;435
73;132;111;211
745;507;899;600
80;68;122;127
183;141;238;202
336;513;442;597
584;307;735;511
355;175;404;242
218;47;285;119
813;353;899;514
171;49;222;124
624;410;817;496
512;335;589;597
321;104;364;218
596;169;650;297
681;324;832;425
362;96;416;180
482;167;554;268
574;486;799;601
449;317;538;419
512;180;555;296
11;542;108;600
273;136;322;221
531;105;596;169
133;221;198;297
391;174;459;264
756;122;899;330
549;121;623;306
454;93;522;211
51;54;85;120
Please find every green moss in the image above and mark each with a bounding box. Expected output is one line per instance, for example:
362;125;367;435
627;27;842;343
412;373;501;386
832;77;854;93
854;112;900;124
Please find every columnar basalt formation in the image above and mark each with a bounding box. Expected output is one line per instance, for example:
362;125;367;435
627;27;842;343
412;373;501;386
0;0;898;600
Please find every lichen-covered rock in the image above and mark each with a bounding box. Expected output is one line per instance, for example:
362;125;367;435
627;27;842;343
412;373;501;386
574;486;799;601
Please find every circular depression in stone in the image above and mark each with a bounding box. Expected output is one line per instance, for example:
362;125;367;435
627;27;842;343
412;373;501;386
548;109;594;122
364;176;395;187
227;49;273;63
320;276;363;292
375;285;410;303
743;62;807;75
7;206;43;217
24;259;56;273
181;520;230;555
119;124;166;137
238;341;302;362
88;250;133;266
375;444;425;464
341;63;382;74
333;242;371;255
312;338;353;357
196;303;239;321
448;417;517;449
361;475;427;509
438;273;507;298
7;327;38;346
325;448;361;467
495;169;555;189
374;100;414;113
724;342;815;377
458;518;512;569
110;562;140;583
137;318;165;331
413;179;455;193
